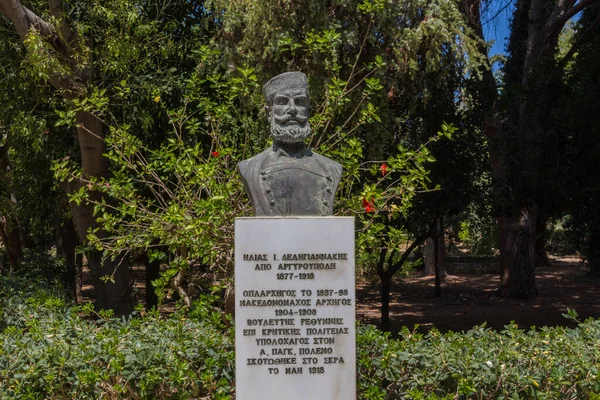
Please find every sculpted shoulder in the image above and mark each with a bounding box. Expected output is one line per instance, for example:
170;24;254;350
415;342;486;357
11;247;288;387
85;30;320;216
238;149;270;179
312;152;342;180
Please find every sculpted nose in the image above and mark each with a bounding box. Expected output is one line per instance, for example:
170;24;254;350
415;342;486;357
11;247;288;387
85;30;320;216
287;100;298;116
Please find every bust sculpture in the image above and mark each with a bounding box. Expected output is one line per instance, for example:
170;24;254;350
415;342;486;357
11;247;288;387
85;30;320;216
238;71;342;216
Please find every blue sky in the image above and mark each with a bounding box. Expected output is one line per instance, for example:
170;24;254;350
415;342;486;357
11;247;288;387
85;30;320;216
482;1;514;59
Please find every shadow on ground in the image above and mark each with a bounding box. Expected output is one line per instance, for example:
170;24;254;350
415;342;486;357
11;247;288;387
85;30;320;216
356;257;600;333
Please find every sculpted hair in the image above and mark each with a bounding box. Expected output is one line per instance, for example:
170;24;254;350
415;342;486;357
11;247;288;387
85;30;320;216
263;71;309;106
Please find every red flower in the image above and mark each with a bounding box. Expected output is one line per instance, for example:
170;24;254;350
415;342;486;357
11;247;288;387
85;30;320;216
211;151;219;157
380;163;388;177
362;198;375;213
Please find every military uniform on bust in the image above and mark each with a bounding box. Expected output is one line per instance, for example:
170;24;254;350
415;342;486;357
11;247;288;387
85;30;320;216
238;71;342;216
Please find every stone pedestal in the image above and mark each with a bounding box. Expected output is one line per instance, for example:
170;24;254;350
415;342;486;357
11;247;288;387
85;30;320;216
235;217;356;400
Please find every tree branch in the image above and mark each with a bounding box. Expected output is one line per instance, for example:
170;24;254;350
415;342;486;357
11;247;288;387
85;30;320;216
559;0;595;25
0;0;82;92
48;0;74;42
387;234;429;278
0;0;53;39
376;241;387;278
558;10;600;70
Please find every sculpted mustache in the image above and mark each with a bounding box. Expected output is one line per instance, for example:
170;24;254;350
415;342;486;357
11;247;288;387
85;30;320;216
274;115;308;123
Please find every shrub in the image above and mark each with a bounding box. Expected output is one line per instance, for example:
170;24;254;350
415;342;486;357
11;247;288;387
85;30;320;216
2;274;600;399
0;274;234;399
357;316;600;399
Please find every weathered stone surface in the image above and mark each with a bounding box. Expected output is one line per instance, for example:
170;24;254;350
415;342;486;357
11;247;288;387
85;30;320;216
235;217;356;400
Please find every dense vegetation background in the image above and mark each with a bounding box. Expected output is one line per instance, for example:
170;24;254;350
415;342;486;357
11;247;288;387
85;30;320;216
1;0;600;398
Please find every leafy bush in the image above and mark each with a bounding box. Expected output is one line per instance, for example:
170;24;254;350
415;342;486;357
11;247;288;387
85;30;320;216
546;215;578;256
0;274;234;399
3;274;600;399
457;214;498;256
357;314;600;399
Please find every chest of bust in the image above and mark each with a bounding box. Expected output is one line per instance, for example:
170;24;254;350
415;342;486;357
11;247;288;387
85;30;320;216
259;157;333;216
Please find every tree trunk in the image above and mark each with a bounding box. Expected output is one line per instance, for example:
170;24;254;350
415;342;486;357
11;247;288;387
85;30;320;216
56;218;81;301
69;111;133;314
434;219;444;297
499;205;538;297
423;230;446;276
423;238;435;276
0;217;20;271
0;146;23;270
380;274;392;332
0;1;133;313
144;253;160;310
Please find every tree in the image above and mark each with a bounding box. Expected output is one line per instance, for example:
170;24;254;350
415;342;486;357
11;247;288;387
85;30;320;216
0;0;132;312
461;0;599;298
213;0;487;330
558;2;600;273
0;0;215;312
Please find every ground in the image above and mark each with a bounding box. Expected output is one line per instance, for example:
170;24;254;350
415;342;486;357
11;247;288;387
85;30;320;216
356;256;600;333
84;256;600;333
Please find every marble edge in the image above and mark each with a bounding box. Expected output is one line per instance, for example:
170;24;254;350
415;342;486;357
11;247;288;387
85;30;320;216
235;216;355;220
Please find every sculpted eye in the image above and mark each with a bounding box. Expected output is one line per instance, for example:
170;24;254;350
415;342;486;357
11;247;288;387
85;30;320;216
295;97;308;107
274;96;289;105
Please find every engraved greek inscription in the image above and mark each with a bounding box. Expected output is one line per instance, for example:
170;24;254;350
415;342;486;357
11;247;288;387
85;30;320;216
313;337;335;345
247;358;297;366
299;347;333;355
261;328;302;336
285;367;303;374
243;254;268;261
255;338;309;346
315;298;352;306
255;263;272;270
271;348;295;355
300;318;344;325
306;327;349;335
324;357;345;364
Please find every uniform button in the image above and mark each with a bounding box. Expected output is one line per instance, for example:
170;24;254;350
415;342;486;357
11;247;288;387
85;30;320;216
262;176;267;181
260;170;266;175
266;189;272;193
269;200;276;206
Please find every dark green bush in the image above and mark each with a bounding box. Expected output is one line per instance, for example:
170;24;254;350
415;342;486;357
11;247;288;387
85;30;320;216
0;274;234;399
357;317;600;399
2;273;600;399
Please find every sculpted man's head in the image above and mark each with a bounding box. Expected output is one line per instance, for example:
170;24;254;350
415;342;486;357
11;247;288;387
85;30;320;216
263;71;312;144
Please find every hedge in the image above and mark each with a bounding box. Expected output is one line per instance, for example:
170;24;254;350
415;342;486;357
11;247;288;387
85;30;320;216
1;272;600;399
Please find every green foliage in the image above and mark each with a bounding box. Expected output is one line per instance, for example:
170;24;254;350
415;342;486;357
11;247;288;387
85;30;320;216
0;273;234;399
357;317;600;399
3;275;600;399
556;3;600;273
457;213;498;256
47;5;462;300
545;216;578;256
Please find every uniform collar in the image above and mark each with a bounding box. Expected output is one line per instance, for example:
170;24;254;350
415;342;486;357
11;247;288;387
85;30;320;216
271;142;311;159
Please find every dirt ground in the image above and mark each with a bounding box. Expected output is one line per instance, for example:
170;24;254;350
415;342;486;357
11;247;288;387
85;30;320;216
356;256;600;333
83;256;600;333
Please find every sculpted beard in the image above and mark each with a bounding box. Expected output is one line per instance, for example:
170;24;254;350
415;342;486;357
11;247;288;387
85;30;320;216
270;119;312;144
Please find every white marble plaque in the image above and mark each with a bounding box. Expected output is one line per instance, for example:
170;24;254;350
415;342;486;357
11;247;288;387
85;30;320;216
235;217;356;400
